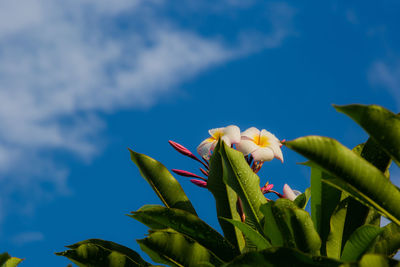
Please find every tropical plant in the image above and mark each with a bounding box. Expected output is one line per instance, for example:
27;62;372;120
0;252;23;266
57;104;400;266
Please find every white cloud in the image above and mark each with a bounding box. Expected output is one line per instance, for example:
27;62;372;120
0;1;295;225
368;61;400;109
11;231;44;246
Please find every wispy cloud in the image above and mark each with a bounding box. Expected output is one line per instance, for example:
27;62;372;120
368;60;400;109
11;231;44;246
0;0;295;225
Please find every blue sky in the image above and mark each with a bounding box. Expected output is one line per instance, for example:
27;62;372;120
0;1;399;266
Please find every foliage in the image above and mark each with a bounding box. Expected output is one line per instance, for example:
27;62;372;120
0;253;23;267
58;104;400;266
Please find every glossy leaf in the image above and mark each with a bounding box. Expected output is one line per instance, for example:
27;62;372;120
359;137;392;174
0;253;23;267
56;239;151;267
370;222;400;257
357;254;400;267
334;104;400;166
261;199;321;255
221;218;271;250
326;196;350;259
130;205;237;261
128;205;166;230
327;140;389;259
325;144;363;259
341;225;383;261
285;136;400;225
303;161;341;255
261;201;287;247
223;247;343;267
294;187;311;209
137;229;223;267
129;148;197;215
341;138;392;249
207;140;244;252
219;142;267;233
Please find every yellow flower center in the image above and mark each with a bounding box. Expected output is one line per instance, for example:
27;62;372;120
254;134;269;147
211;130;224;140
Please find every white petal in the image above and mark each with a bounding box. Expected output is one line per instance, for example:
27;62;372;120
241;127;260;140
197;139;215;160
236;139;259;155
251;147;274;162
221;135;232;147
223;125;241;144
208;127;224;138
260;129;280;143
269;142;284;163
283;184;297;201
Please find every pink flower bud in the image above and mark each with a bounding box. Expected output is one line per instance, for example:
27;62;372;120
280;139;286;148
168;140;195;158
199;168;209;177
265;184;274;191
261;183;274;193
172;169;207;181
169;140;209;169
190;179;207;188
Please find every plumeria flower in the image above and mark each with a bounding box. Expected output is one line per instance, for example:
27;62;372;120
236;127;284;163
282;184;302;201
197;125;241;160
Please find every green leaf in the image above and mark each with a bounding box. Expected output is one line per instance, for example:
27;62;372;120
341;138;392;249
285;136;400;226
220;218;271;250
303;161;342;255
223;247;343;267
207;140;245;252
219;142;267;234
326;141;385;260
294;187;311;209
357;254;400;267
130;205;238;261
137;229;223;267
341;225;383;262
326;196;350;259
129;148;197;216
334;104;400;166
261;199;321;255
260;201;287;247
128;204;166;230
0;253;23;267
56;239;151;267
325;142;364;260
370;222;400;257
359;137;392;174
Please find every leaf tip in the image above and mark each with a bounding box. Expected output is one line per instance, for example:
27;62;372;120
282;139;294;148
333;103;347;112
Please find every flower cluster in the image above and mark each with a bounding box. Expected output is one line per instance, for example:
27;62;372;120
169;125;299;202
197;125;283;164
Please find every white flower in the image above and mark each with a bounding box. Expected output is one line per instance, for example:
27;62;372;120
197;125;241;160
282;184;302;201
236;127;283;163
